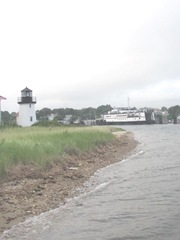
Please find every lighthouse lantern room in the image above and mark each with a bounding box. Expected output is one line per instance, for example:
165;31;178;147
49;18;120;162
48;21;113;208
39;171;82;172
17;87;37;127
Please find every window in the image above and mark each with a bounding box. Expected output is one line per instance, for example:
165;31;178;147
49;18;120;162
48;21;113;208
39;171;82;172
30;116;33;122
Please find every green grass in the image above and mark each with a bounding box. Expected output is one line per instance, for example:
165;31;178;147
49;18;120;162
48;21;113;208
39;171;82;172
0;126;122;177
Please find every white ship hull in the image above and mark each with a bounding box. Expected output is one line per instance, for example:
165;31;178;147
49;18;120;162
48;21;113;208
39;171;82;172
104;114;146;124
102;108;154;125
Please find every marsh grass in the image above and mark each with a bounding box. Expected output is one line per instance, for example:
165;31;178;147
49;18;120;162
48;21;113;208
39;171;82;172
0;126;121;177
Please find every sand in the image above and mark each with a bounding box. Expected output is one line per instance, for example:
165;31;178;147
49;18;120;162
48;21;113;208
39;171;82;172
0;131;138;234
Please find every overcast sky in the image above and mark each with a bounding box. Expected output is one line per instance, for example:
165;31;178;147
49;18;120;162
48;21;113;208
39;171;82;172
0;0;180;112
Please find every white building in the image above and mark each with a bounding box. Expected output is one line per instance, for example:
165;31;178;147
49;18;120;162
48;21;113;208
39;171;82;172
16;87;37;127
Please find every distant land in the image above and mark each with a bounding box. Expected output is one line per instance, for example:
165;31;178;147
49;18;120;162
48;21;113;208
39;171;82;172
1;104;180;126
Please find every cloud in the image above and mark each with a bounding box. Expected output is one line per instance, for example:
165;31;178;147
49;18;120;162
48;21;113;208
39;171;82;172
1;0;180;112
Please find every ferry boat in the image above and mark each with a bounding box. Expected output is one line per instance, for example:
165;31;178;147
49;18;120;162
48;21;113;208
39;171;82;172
103;107;155;125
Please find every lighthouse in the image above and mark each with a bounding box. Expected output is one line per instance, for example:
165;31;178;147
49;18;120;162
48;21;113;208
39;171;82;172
17;87;37;127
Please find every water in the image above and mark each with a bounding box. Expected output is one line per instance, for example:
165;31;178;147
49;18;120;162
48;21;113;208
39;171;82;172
1;124;180;240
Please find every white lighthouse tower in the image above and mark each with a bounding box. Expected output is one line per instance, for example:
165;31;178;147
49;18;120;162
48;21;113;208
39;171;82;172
17;87;37;127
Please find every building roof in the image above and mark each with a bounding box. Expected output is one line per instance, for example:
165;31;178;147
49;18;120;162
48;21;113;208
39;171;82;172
21;87;32;92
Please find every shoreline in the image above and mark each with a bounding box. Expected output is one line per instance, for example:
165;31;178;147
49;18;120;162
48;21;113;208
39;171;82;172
0;131;138;235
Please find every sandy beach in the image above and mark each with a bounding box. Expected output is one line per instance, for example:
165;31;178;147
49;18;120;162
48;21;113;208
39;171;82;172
0;131;138;234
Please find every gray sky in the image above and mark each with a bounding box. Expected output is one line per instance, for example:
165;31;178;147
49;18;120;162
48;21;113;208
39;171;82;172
0;0;180;112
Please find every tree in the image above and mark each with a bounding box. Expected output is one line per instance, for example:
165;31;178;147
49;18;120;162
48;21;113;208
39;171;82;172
96;105;112;117
161;106;168;112
79;107;96;120
2;111;16;125
168;105;180;123
36;108;52;120
52;108;66;120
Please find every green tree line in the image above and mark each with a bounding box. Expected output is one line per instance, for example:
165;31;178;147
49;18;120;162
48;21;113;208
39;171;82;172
1;104;180;125
1;105;112;125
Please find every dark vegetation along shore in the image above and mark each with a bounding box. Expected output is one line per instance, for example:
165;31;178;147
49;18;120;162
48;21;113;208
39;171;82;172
0;126;138;234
